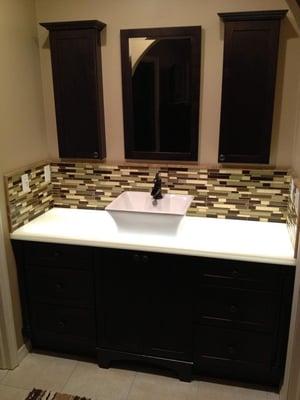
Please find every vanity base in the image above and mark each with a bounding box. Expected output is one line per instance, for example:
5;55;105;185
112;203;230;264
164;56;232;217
13;240;294;388
97;347;193;382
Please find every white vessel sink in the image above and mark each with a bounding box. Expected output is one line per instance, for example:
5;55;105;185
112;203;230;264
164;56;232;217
105;191;194;234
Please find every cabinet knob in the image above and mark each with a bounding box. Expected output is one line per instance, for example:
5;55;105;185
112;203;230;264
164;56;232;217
219;154;225;162
133;254;140;263
93;151;99;159
228;346;235;356
58;321;65;329
53;251;61;258
230;305;238;314
231;269;239;278
55;283;63;291
142;255;148;263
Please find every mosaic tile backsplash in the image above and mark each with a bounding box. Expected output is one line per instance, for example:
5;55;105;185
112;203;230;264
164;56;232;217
287;178;300;257
51;162;291;221
5;162;53;231
5;160;293;233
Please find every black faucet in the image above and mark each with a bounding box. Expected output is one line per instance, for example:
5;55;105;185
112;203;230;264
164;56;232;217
151;172;163;201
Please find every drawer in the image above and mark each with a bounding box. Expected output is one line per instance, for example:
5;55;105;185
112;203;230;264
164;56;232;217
24;242;93;269
30;303;96;343
195;257;282;291
26;265;94;306
194;325;274;365
195;286;279;332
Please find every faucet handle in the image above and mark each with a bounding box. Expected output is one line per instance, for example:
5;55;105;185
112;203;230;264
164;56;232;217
154;172;161;181
151;171;163;200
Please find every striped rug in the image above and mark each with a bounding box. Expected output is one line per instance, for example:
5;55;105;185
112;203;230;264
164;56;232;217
25;388;92;399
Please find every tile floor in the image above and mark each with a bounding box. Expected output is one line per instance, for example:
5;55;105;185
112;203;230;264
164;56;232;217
0;353;280;400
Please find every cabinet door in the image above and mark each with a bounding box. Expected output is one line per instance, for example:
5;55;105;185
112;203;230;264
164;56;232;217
41;21;106;159
96;249;145;353
143;252;193;361
96;249;193;361
218;11;286;163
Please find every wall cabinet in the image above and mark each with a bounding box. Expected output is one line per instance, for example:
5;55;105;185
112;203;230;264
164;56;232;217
13;241;294;389
218;10;287;164
40;20;106;160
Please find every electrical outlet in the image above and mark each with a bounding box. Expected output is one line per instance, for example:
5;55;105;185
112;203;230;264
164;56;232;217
44;164;51;184
21;174;30;193
295;189;300;216
290;178;295;201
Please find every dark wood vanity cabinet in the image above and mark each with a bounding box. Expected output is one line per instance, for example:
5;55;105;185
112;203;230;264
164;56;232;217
96;249;193;376
193;258;294;386
40;20;106;160
13;241;96;355
13;241;294;388
218;10;287;164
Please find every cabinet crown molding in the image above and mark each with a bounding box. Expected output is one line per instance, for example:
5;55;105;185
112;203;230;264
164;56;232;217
40;20;106;32
218;10;288;22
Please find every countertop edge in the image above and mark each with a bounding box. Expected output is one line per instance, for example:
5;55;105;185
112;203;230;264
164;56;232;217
10;232;296;266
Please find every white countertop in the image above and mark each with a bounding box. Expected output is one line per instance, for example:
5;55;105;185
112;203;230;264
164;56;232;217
10;207;295;266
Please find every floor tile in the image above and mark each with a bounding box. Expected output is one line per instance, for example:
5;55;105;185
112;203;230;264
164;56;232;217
0;352;277;400
197;381;268;400
266;392;280;400
63;361;136;400
0;369;8;383
2;353;77;392
127;372;198;400
0;384;30;400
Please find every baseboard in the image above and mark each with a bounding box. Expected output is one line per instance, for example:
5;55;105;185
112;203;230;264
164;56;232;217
17;341;30;364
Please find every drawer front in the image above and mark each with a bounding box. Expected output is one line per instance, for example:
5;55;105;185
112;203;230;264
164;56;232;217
30;303;96;342
26;265;94;306
25;242;93;269
196;286;279;332
195;326;274;365
196;258;281;291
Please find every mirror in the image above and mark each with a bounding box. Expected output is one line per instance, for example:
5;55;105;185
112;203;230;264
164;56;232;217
120;26;201;161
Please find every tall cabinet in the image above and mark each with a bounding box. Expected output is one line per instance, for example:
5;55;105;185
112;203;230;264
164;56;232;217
40;20;107;160
218;10;287;164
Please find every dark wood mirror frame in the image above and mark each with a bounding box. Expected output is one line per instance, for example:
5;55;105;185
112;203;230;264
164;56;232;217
120;26;201;161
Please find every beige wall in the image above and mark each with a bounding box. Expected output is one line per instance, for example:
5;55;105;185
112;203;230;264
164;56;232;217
284;2;300;400
0;0;48;349
281;3;300;400
287;285;300;400
291;80;300;176
35;0;300;166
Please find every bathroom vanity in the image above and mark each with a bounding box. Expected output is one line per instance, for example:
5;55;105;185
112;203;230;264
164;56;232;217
11;208;295;389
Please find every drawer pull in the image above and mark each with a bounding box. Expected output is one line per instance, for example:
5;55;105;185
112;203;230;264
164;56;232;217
228;346;235;356
142;255;148;263
53;251;61;258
